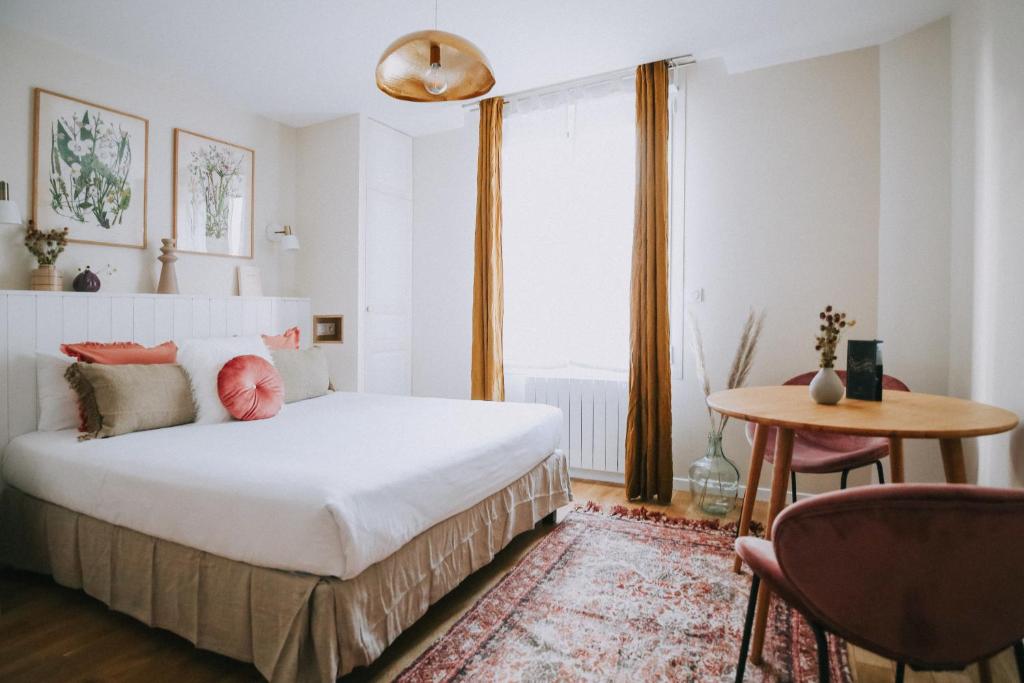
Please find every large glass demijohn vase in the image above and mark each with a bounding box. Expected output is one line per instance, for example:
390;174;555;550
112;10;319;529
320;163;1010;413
688;432;741;516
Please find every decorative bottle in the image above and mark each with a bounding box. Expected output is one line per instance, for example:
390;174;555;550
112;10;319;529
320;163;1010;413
688;432;741;516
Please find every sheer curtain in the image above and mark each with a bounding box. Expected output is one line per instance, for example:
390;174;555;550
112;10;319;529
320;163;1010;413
502;85;636;380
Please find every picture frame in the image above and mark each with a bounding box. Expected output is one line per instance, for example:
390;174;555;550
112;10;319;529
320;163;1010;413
173;128;254;259
32;88;149;249
846;339;884;401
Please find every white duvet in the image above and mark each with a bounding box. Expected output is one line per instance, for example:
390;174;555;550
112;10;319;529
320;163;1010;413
1;392;562;578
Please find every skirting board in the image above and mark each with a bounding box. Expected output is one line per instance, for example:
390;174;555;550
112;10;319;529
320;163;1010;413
569;467;819;502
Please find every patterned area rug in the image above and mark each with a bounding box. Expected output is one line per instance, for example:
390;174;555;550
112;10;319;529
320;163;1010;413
398;504;852;682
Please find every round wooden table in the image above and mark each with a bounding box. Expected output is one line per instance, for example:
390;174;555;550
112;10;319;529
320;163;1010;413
707;385;1018;668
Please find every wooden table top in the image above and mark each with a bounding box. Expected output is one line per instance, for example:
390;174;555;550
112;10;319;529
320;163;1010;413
707;386;1019;439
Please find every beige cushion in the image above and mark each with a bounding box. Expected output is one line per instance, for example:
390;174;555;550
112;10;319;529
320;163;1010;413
271;347;331;403
65;363;196;438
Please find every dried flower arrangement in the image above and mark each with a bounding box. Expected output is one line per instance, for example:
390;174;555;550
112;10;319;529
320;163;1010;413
24;224;70;266
815;305;856;368
689;308;766;435
76;264;117;277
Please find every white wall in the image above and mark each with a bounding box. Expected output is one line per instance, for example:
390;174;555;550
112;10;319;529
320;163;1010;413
295;114;363;391
680;49;880;494
950;0;1024;488
877;18;953;483
411;120;477;399
412;48;885;495
0;25;298;298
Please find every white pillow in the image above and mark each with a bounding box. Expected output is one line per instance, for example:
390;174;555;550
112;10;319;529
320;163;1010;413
37;354;79;431
177;336;273;424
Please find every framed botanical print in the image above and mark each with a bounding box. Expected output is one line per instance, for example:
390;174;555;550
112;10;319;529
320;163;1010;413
33;88;149;249
173;129;254;258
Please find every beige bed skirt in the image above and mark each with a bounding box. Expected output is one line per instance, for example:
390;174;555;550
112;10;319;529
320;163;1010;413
0;451;572;682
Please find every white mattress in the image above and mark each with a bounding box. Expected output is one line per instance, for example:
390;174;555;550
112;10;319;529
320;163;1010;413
1;392;562;579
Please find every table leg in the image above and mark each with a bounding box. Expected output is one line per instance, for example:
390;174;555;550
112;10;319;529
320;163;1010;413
888;437;905;483
749;427;794;665
733;423;769;573
939;437;967;484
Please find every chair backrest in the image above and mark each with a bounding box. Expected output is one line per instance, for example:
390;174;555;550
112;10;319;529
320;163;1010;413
782;370;910;392
773;484;1024;670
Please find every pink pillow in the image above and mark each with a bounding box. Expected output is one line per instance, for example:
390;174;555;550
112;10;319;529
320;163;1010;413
262;327;300;350
61;340;178;364
217;355;284;421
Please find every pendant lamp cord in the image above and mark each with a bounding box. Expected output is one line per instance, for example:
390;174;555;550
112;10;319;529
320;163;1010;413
434;0;438;29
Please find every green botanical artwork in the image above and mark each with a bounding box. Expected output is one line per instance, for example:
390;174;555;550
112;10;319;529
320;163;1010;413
188;144;245;239
49;110;132;229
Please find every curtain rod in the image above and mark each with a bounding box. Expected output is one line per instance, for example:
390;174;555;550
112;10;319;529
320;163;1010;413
462;55;695;111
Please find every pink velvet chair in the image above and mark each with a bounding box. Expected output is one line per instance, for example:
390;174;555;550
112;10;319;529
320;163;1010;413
745;371;910;502
734;485;1024;682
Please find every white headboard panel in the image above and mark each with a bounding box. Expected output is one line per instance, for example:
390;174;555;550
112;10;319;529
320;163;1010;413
0;290;311;449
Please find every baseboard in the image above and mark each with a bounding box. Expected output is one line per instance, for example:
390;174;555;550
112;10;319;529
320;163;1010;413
568;468;815;502
671;475;816;502
569;468;624;485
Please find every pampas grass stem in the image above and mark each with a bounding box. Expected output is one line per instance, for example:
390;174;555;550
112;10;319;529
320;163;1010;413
689;308;766;435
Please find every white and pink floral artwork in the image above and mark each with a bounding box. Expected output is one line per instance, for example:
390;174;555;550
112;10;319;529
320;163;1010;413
173;129;254;258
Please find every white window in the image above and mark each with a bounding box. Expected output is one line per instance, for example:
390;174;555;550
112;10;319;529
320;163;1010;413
502;73;684;382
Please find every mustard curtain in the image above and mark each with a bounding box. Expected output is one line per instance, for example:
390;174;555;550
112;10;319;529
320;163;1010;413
471;97;505;401
625;61;673;502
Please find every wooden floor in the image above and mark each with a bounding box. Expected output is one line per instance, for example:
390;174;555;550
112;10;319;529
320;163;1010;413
0;480;1015;682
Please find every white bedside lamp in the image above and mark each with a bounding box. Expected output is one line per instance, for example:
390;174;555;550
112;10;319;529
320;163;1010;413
266;223;300;251
0;181;22;226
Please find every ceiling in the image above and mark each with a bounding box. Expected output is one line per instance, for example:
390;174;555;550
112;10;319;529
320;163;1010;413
0;0;954;137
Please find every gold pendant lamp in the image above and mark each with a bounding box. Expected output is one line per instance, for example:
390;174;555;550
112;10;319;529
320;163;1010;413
375;1;494;102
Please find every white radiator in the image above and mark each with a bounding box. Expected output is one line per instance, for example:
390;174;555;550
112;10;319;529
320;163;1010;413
506;373;628;476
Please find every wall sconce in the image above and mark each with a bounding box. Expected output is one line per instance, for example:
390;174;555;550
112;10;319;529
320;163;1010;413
0;181;23;226
266;223;300;251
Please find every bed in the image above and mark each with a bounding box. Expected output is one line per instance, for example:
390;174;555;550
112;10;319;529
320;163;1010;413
0;390;572;681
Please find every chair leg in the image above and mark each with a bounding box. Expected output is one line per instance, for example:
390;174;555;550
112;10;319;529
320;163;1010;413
1014;640;1024;682
875;460;886;485
810;622;831;683
790;471;798;504
735;575;760;683
840;469;850;490
895;661;906;683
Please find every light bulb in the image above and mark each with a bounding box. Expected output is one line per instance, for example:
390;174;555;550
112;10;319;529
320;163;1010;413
424;62;448;95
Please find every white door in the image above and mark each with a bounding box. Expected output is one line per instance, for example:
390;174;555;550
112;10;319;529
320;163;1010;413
363;120;413;395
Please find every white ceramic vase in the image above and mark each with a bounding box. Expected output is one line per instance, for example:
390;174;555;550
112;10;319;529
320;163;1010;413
809;367;844;405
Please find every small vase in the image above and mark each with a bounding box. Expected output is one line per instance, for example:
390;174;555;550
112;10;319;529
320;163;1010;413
688;432;741;516
30;264;62;292
157;238;179;294
810;367;845;405
73;267;101;292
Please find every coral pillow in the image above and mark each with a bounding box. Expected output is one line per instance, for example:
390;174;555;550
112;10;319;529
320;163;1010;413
262;327;300;350
217;355;284;421
61;340;178;364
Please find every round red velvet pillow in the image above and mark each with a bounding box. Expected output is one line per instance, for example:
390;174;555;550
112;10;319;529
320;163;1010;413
217;355;284;421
